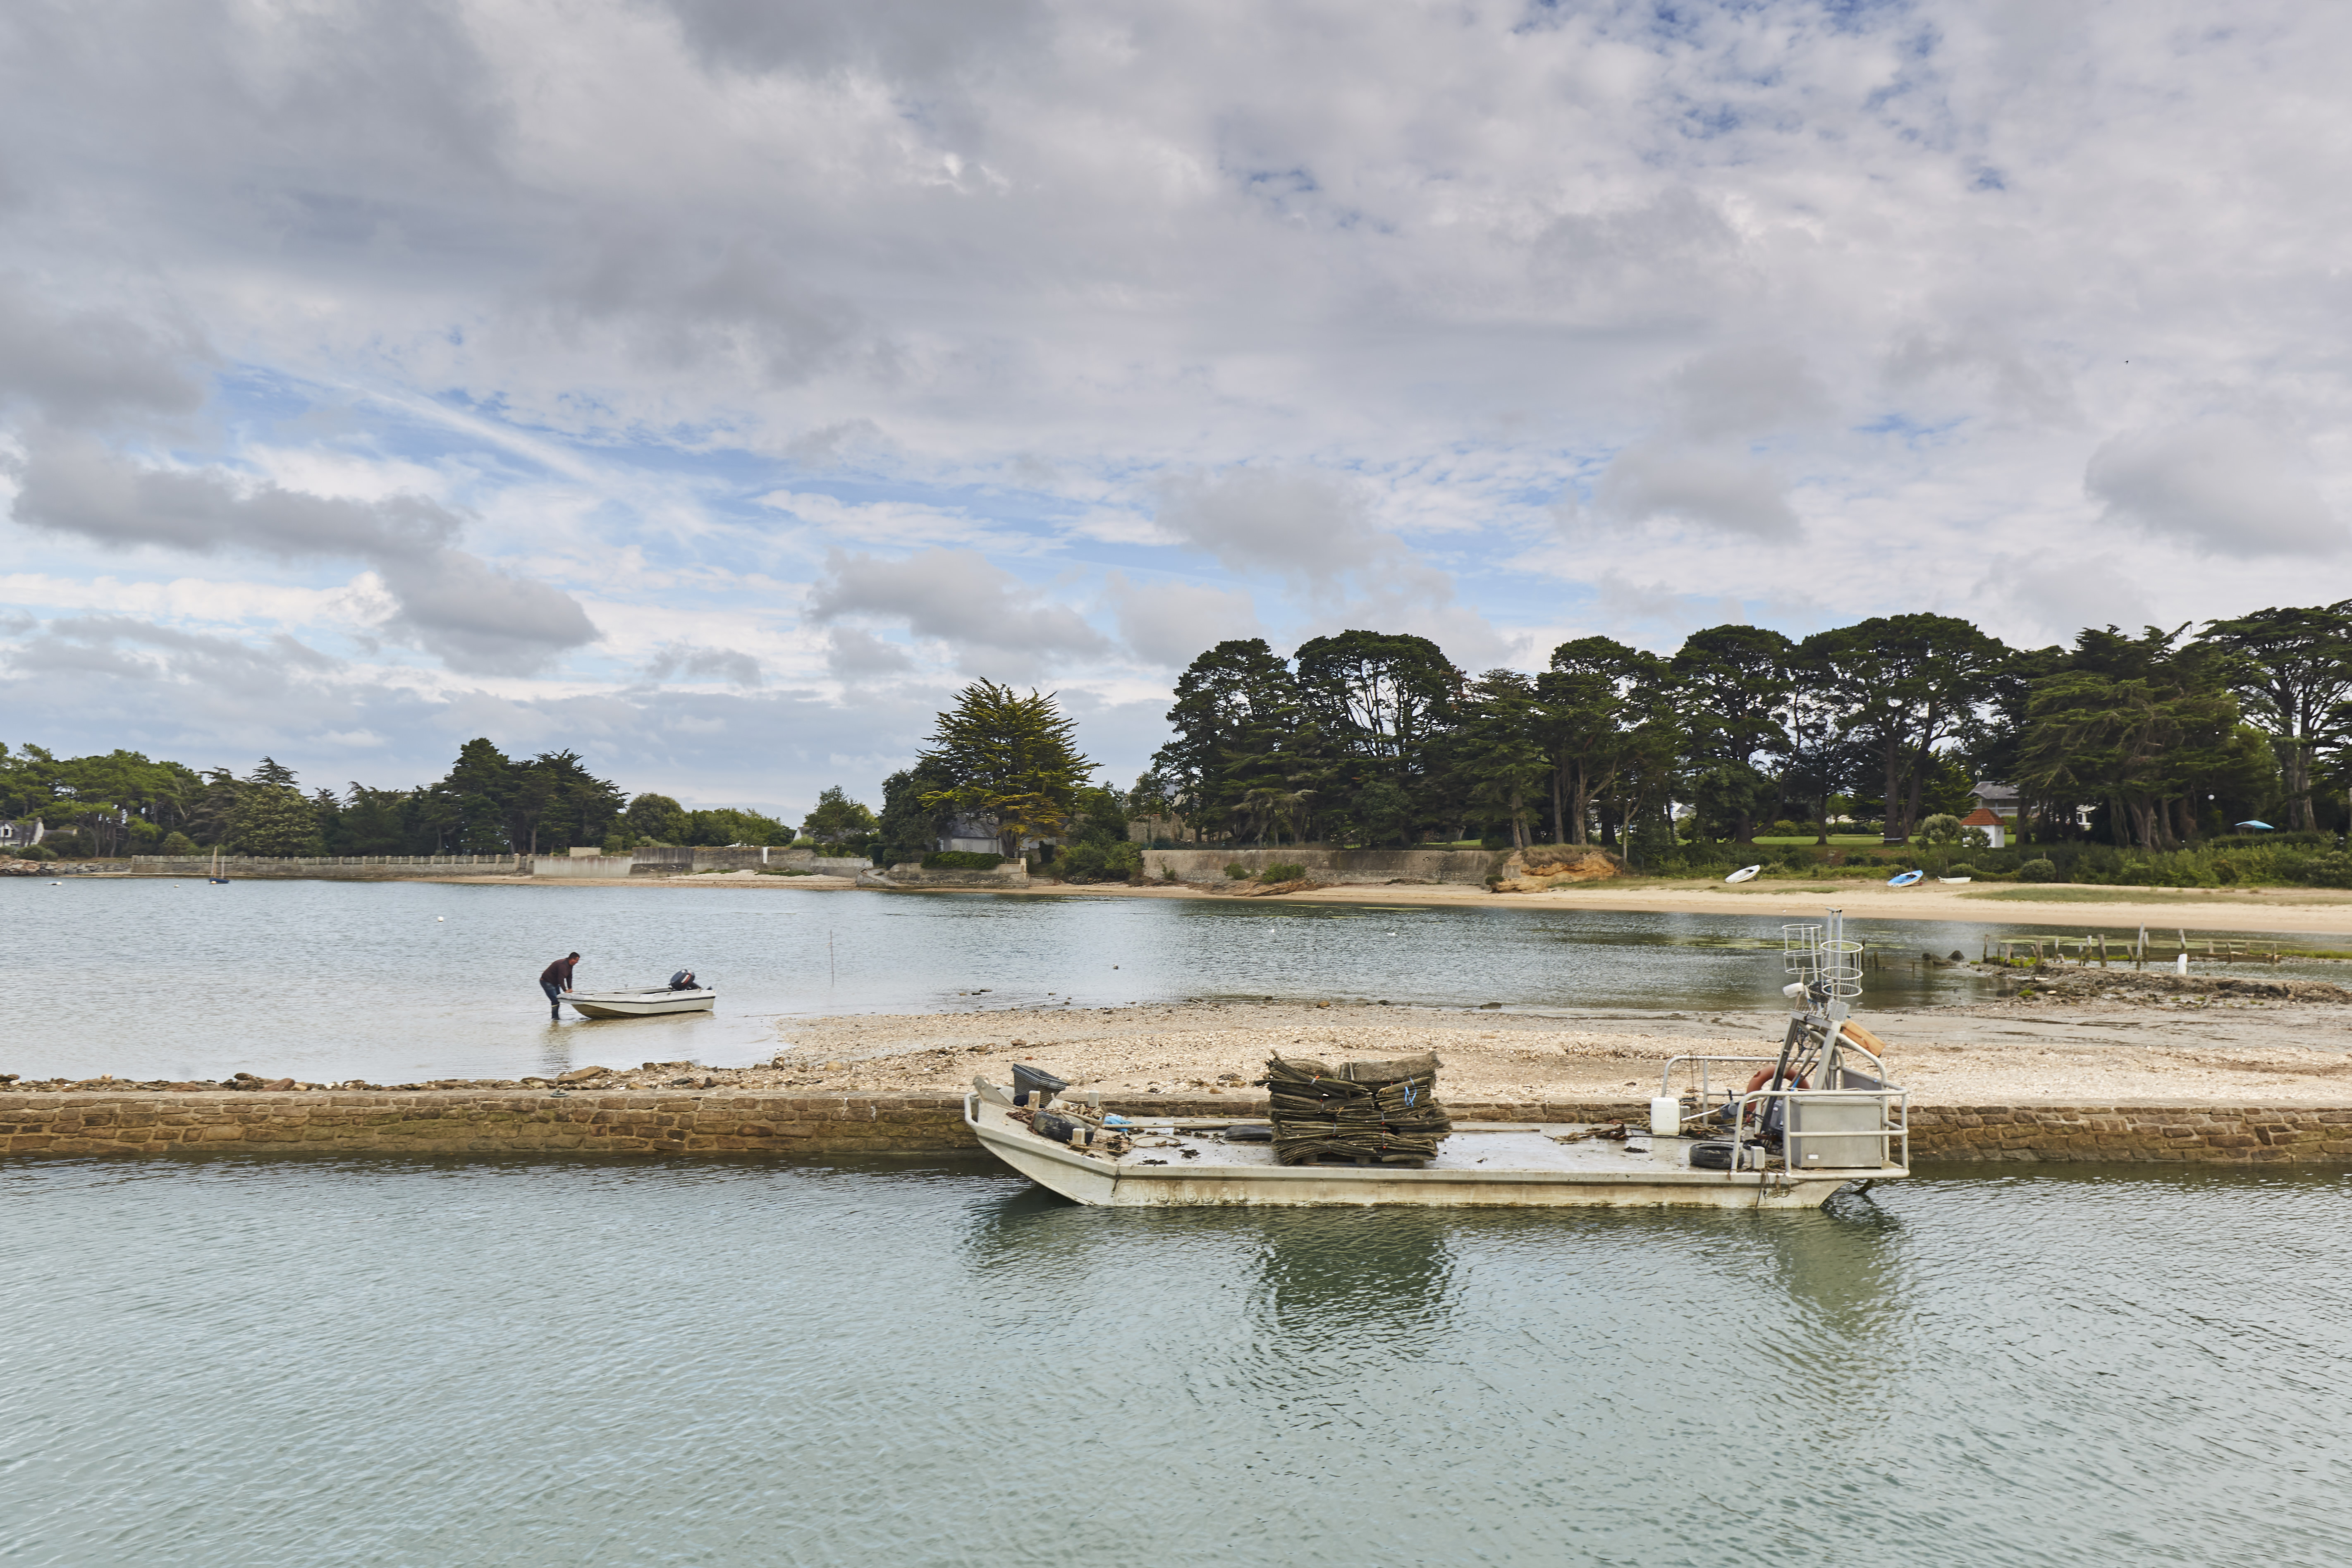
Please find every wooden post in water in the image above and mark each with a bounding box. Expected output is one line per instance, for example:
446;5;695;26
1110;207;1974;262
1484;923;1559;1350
2096;933;2108;968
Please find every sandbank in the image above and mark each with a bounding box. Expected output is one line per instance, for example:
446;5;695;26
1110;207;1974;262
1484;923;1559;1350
717;995;2352;1109
440;866;2352;942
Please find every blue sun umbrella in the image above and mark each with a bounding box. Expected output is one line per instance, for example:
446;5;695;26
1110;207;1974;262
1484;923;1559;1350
2235;820;2275;831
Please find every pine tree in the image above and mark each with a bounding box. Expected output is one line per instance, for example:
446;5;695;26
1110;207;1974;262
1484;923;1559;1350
231;759;320;856
917;682;1092;859
800;786;877;849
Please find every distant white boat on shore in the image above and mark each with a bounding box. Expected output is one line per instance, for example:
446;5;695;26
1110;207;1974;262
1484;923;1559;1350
566;987;716;1019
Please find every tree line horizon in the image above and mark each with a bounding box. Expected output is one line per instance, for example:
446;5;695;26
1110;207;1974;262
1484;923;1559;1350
7;600;2349;866
1119;604;2352;857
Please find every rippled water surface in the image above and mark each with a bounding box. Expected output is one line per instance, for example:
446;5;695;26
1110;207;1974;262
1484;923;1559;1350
5;878;2347;1081
7;1158;2349;1566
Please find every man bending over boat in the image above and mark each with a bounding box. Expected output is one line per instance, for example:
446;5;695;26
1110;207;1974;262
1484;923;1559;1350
540;952;581;1019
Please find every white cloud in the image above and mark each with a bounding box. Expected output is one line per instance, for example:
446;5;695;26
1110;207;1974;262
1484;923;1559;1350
643;641;763;686
10;442;599;673
1107;573;1262;667
1151;468;1389;590
824;624;915;681
2086;418;2343;558
7;0;2352;796
806;547;1110;678
1592;440;1802;542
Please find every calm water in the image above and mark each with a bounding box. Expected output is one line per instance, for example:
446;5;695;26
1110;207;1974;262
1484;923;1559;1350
6;1156;2350;1566
5;879;2346;1083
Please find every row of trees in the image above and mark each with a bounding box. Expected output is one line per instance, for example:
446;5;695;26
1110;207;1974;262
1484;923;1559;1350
1135;603;2352;853
17;597;2344;866
0;740;809;858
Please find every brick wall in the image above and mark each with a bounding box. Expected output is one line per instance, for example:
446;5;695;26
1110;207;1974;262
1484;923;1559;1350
5;1089;2349;1166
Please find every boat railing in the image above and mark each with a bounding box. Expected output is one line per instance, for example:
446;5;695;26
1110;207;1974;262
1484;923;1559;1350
1659;1054;1784;1102
1660;1055;1908;1170
1730;1085;1910;1172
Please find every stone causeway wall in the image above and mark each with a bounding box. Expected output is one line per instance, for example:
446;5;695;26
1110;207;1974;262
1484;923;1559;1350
5;1089;2351;1166
1140;847;1506;886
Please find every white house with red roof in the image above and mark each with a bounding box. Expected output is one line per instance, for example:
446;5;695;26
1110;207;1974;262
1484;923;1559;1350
1960;806;2006;849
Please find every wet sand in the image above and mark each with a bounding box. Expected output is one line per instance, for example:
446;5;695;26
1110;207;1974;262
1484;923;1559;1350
444;867;2352;942
705;994;2352;1108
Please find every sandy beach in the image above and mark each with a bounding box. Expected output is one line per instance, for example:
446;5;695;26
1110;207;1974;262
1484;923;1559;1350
436;866;2352;942
709;983;2352;1107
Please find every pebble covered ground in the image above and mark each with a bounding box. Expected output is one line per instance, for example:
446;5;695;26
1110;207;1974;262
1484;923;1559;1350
744;994;2352;1106
11;981;2349;1103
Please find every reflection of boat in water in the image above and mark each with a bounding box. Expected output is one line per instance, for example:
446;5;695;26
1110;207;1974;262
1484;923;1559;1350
566;986;716;1018
969;912;1908;1212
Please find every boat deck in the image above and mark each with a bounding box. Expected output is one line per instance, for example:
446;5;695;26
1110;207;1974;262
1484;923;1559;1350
971;1097;1903;1209
1114;1123;1710;1174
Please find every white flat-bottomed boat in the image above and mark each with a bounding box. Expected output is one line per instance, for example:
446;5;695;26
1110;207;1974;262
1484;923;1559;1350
966;908;1907;1211
965;1095;1904;1210
566;987;717;1018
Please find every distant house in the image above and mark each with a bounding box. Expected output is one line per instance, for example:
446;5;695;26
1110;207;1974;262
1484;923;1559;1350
939;815;1006;856
1970;779;2021;815
1960;806;2007;850
0;818;45;849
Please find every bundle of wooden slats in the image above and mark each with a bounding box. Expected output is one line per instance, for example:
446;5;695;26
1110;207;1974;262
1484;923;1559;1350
1261;1052;1452;1166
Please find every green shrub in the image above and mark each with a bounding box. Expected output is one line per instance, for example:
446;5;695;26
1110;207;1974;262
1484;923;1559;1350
1259;861;1307;883
1057;840;1144;883
1943;863;1979;878
2289;851;2352;889
1225;862;1251;879
2018;858;2058;882
160;831;198;856
923;850;1006;870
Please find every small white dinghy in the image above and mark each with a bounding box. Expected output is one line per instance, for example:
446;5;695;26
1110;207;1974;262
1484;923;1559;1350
1724;864;1762;883
566;986;716;1019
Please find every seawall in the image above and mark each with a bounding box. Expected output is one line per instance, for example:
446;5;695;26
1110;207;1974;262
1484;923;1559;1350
125;849;875;881
128;854;525;879
1143;846;1506;886
6;1089;2350;1166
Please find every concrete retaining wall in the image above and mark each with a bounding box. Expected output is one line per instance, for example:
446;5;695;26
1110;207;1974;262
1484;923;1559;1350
614;847;871;875
129;854;521;879
1142;846;1506;886
7;1089;2351;1166
532;854;636;878
128;851;873;882
859;862;1030;889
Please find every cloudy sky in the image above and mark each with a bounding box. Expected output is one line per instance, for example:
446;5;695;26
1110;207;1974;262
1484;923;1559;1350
4;0;2349;815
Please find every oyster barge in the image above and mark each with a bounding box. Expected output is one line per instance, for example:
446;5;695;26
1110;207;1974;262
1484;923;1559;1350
965;910;1907;1210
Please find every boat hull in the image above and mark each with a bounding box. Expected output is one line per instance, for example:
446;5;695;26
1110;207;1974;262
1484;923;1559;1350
567;987;717;1018
966;1098;1894;1210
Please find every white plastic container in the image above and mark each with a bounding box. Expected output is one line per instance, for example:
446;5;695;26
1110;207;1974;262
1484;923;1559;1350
2176;953;2189;975
1650;1096;1683;1138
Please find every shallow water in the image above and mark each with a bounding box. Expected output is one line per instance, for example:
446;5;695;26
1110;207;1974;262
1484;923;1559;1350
6;1157;2349;1566
4;878;2344;1083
